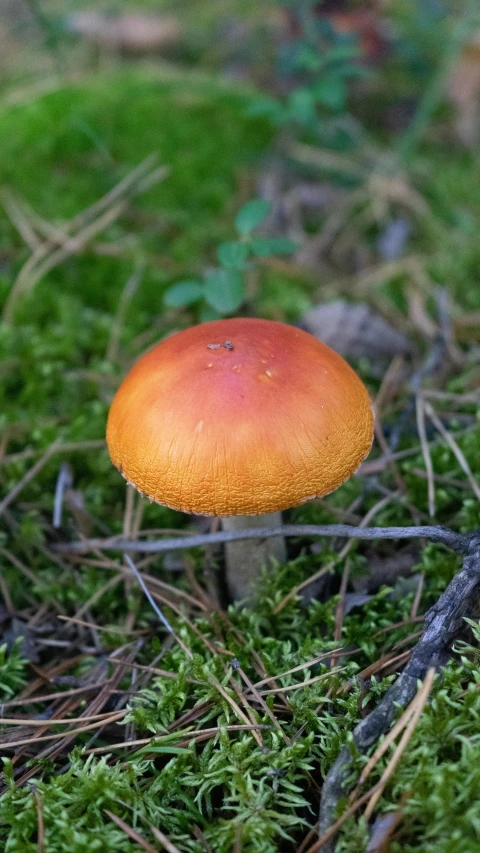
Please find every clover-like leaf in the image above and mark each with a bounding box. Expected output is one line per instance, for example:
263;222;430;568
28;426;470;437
235;199;271;235
204;269;245;314
217;241;249;269
249;237;297;257
163;281;204;307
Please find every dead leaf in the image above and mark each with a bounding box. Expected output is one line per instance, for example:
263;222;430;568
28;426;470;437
301;300;410;362
68;12;181;53
352;551;416;594
343;592;373;615
323;9;388;63
285;4;388;63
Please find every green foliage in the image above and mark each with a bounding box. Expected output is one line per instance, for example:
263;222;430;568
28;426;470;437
163;281;205;308
164;199;296;317
234;199;271;234
0;641;28;700
249;2;368;145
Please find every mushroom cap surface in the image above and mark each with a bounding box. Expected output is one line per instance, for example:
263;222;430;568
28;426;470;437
106;318;374;515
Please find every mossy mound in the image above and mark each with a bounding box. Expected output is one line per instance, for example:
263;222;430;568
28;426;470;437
0;68;271;315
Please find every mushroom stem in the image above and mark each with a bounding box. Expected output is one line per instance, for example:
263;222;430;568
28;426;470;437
221;511;287;601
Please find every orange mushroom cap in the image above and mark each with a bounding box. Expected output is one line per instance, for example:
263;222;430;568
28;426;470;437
106;318;374;516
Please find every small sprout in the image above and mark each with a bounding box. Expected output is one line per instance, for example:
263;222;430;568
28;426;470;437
163;199;294;319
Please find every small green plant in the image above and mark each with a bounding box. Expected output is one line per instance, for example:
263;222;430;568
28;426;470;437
0;640;27;700
249;1;369;147
163;199;296;318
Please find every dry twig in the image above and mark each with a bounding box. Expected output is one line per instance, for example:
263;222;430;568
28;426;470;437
52;523;472;556
104;810;158;853
363;668;435;819
415;394;435;517
2;157;168;321
424;400;480;501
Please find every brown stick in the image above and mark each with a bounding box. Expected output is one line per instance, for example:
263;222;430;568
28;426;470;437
317;531;480;851
52;523;473;556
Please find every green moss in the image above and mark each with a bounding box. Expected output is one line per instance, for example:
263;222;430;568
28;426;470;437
0;69;271;317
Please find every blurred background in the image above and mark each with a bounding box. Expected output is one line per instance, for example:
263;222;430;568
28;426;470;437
1;0;479;436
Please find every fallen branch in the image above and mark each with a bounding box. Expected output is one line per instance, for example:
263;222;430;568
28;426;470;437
313;530;480;853
52;523;473;556
52;519;480;849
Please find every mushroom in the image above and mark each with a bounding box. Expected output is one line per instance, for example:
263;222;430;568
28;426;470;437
106;318;374;600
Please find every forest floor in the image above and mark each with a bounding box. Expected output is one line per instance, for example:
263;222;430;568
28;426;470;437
0;4;480;852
